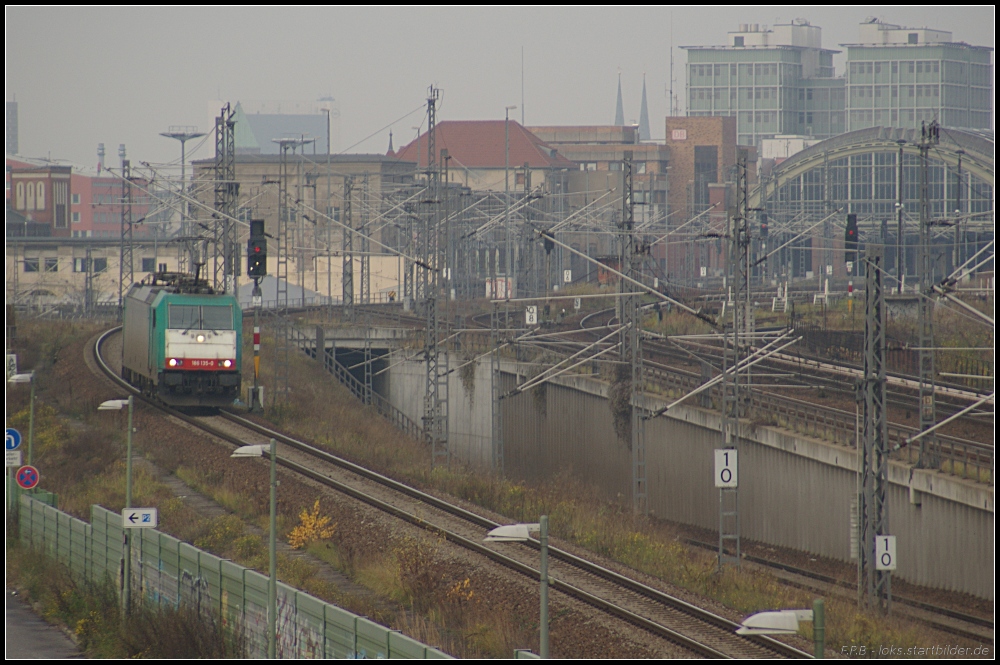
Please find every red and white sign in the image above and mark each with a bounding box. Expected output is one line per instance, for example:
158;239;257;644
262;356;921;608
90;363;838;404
671;129;687;141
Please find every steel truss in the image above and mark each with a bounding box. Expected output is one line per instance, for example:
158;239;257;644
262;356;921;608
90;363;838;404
860;243;891;612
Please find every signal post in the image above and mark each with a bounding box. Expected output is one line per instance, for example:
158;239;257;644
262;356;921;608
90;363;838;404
247;220;267;411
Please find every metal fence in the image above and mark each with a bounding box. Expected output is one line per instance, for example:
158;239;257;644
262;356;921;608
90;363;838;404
644;365;993;484
288;325;424;441
17;495;450;659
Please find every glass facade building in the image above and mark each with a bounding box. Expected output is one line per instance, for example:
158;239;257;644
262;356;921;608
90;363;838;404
686;20;993;147
683;20;844;147
843;23;993;132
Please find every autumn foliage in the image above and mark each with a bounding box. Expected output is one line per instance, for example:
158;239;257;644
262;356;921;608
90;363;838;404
287;500;336;549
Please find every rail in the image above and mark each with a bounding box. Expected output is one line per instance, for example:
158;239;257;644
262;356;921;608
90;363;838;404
643;364;992;484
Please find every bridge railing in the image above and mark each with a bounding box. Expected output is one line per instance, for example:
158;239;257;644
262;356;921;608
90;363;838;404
287;325;423;442
642;365;993;485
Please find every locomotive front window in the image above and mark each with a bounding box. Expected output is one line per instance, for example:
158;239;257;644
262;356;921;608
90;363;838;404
168;305;233;330
201;306;233;330
168;305;200;329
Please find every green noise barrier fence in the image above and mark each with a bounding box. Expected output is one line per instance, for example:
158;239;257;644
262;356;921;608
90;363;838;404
17;495;451;659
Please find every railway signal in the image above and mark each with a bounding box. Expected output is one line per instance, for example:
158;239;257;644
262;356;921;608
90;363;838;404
247;219;267;277
844;214;858;268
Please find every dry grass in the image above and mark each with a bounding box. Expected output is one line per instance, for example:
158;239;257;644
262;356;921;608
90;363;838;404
11;317;988;659
6;541;245;658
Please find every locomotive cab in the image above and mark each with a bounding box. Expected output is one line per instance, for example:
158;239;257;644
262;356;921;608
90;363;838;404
160;303;241;400
122;276;242;408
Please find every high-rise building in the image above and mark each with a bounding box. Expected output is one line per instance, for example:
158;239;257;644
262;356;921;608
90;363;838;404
842;19;993;132
683;19;845;148
206;98;341;154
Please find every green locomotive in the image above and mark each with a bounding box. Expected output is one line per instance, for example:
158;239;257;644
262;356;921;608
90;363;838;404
122;272;242;407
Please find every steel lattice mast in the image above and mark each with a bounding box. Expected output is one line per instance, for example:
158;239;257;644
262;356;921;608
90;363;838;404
213;104;238;293
118;158;133;318
917;121;939;467
619;151;647;515
342;176;354;320
719;147;751;569
422;85;449;468
859;243;891;612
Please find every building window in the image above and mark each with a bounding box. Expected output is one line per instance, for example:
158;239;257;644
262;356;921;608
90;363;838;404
142;258;156;272
72;193;81;204
74;258;105;273
36;182;45;210
908;33;918;44
636;162;646;174
15;182;24;210
26;182;35;211
44;258;58;273
24;258;40;272
72;212;81;223
734;36;744;47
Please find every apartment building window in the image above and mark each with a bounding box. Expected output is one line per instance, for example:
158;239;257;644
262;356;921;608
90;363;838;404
74;258;107;273
72;212;81;223
142;258;156;272
24;258;39;272
72;193;81;204
44;258;58;273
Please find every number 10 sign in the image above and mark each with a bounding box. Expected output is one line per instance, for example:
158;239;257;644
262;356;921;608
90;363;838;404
714;449;738;488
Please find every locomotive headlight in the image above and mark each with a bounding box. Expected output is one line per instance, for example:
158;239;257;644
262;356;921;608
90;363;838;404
222;359;233;368
196;334;206;343
168;358;179;367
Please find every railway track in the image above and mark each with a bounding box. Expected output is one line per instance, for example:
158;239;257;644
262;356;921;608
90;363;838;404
679;538;993;643
473;304;990;446
93;326;812;659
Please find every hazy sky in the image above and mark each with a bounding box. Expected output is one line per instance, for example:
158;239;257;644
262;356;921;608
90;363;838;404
5;6;994;168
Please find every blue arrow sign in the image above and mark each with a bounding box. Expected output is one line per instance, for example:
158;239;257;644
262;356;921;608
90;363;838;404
6;428;22;451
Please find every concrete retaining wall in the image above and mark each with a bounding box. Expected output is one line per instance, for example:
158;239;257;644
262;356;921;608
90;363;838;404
383;353;993;598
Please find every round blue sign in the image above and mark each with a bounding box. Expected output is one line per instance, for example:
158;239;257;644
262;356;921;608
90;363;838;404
5;428;22;451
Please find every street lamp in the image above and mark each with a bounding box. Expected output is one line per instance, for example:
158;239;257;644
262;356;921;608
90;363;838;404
98;396;134;624
485;515;548;658
736;598;825;657
232;439;277;659
504;105;518;299
8;373;35;465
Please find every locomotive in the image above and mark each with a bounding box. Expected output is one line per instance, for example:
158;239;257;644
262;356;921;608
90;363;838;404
121;272;242;407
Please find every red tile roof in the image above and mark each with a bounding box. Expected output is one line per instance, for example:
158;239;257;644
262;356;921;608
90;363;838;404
393;120;575;170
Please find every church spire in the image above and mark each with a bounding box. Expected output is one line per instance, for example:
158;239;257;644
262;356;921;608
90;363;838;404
614;73;625;126
638;74;651;141
386;129;394;156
